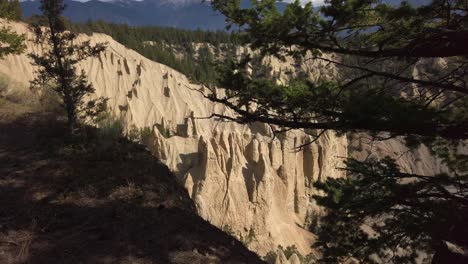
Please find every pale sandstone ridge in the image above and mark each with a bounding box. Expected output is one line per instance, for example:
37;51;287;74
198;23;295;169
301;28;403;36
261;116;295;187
0;20;348;255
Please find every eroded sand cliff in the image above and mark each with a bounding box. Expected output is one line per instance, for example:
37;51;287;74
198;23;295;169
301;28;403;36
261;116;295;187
0;20;348;255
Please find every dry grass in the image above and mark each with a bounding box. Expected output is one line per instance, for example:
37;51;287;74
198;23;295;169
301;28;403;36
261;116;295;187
0;223;35;264
0;73;63;119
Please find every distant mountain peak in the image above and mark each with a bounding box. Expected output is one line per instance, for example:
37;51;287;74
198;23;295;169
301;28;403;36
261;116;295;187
20;0;226;30
159;0;204;6
64;0;205;6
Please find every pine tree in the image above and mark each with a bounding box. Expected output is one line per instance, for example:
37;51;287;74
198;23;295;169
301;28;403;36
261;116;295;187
29;0;107;136
0;0;25;57
210;0;468;262
9;0;21;20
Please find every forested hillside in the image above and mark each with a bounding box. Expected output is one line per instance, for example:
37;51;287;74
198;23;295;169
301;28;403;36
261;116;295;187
67;20;241;85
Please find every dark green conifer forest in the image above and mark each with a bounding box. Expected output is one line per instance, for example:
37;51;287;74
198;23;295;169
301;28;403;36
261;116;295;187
67;20;241;85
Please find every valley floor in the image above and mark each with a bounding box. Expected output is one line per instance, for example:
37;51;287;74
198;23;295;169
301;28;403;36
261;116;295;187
0;98;264;264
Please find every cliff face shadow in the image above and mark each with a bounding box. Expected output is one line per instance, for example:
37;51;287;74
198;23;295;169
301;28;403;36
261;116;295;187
0;109;264;264
177;152;201;180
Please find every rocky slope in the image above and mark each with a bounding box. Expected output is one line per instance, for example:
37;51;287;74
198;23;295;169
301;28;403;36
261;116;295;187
349;134;444;176
0;20;349;256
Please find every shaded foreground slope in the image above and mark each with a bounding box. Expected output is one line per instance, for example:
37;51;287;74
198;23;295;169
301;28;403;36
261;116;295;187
0;99;264;264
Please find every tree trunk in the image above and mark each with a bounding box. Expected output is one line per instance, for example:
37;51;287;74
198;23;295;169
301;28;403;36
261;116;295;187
64;90;76;137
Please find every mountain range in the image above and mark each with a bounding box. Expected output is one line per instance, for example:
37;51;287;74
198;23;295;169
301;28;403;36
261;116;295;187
20;0;237;30
20;0;424;30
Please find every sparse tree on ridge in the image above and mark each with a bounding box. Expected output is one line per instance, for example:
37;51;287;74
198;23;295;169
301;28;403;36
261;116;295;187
29;0;107;136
